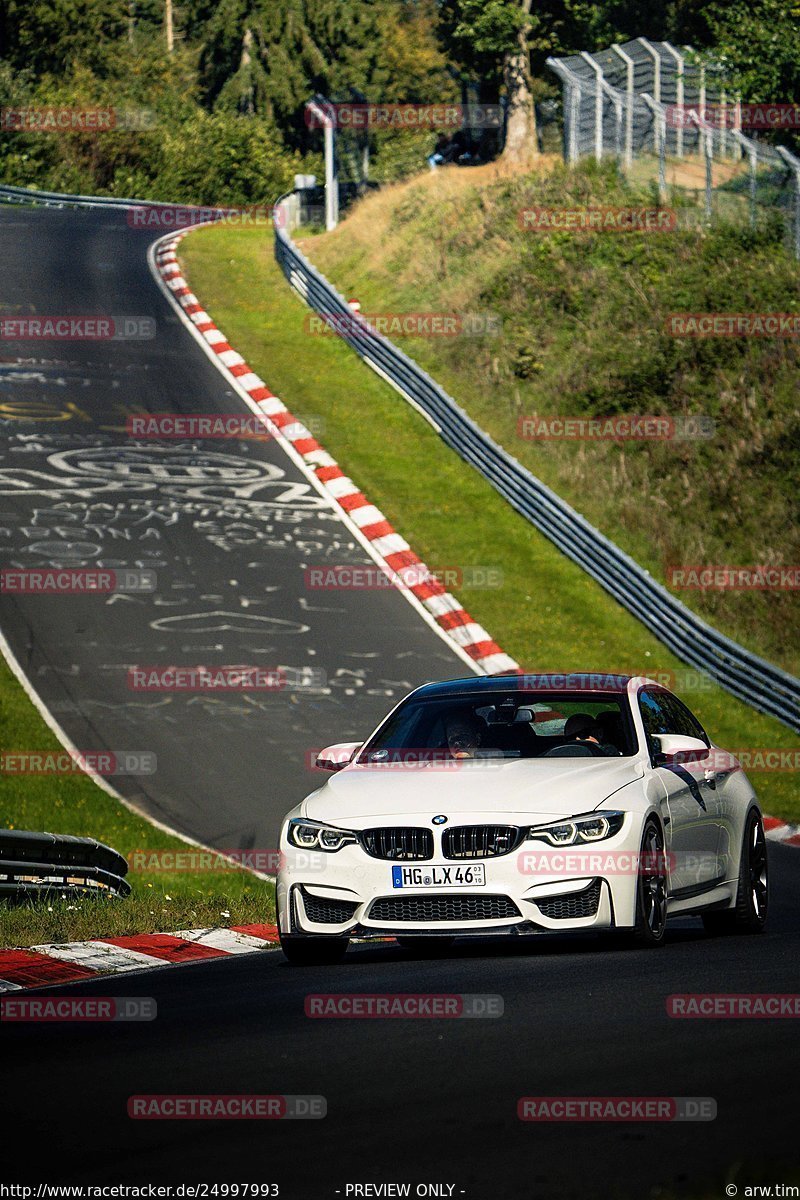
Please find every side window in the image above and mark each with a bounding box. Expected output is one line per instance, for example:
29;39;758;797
638;690;672;739
661;694;709;745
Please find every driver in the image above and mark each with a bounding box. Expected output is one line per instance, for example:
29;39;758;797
564;713;620;756
445;712;484;759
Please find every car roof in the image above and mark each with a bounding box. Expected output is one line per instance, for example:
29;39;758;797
409;673;636;700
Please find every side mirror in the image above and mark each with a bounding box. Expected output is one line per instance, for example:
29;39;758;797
652;734;708;766
315;742;362;772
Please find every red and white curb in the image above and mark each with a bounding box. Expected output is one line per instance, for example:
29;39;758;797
0;923;280;992
151;231;517;676
764;817;800;846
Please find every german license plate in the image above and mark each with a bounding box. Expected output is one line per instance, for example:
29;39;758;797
391;864;485;889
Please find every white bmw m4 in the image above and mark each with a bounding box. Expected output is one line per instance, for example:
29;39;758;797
277;674;768;964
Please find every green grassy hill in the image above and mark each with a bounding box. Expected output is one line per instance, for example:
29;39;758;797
304;160;800;677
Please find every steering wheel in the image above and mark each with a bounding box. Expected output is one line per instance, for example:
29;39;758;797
541;741;606;758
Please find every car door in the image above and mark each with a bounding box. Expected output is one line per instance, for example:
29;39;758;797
638;689;722;893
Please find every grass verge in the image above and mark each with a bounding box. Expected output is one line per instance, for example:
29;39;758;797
179;219;799;825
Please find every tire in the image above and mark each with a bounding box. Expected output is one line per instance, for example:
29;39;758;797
703;808;768;936
626;817;668;948
279;934;349;965
396;936;455;955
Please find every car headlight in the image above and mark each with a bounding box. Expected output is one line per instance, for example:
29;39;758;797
526;811;625;846
288;819;358;853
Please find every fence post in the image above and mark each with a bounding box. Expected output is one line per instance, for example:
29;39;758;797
637;38;661;151
691;114;714;219
776;146;800;259
663;42;684;157
732;132;758;229
642;94;667;199
609;84;623;166
579;52;605;162
611;44;635;169
547;59;582;164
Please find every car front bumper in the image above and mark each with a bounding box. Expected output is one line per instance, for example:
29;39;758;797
276;811;642;938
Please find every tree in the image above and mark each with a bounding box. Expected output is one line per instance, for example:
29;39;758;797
705;0;800;106
441;0;556;164
0;0;130;76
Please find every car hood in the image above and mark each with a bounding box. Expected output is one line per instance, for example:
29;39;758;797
303;757;645;823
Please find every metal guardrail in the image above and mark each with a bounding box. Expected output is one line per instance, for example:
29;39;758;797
2;180;797;730
273;199;800;732
0;830;131;898
0;182;171;210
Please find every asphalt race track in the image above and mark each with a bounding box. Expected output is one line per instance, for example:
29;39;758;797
0;205;465;848
1;205;798;1199
2;842;799;1196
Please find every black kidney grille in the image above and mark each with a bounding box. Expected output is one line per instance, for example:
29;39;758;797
301;890;359;924
443;825;522;859
361;827;433;861
535;879;602;920
368;894;520;923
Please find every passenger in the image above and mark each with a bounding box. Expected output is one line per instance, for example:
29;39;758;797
444;712;484;759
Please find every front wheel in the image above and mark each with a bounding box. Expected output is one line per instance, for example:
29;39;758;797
703;809;768;936
279;934;349;965
626;817;668;948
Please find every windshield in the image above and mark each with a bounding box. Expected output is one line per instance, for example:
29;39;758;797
358;691;637;762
